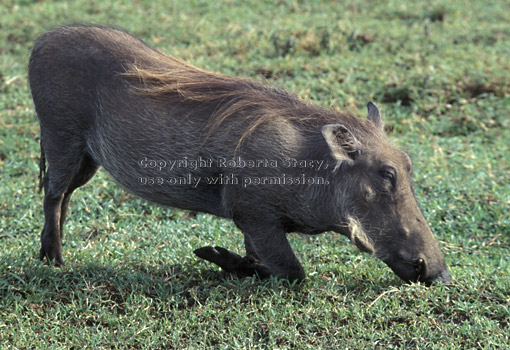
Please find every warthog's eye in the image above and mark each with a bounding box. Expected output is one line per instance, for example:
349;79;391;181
379;166;396;187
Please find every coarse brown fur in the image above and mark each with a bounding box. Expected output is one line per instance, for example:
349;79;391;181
120;51;377;148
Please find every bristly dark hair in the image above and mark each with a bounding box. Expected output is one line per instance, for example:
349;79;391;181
120;50;375;147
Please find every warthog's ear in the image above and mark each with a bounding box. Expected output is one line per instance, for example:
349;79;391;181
367;101;383;130
322;124;360;165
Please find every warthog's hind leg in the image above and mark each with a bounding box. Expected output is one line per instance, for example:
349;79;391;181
39;144;98;266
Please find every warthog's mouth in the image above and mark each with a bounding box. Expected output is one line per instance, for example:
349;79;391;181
384;257;452;286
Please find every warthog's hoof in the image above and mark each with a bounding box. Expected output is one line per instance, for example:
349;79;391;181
39;247;64;267
194;246;270;279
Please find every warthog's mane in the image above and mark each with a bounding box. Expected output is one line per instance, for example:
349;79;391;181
123;59;304;142
119;43;377;146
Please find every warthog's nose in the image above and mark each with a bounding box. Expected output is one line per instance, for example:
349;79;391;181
429;267;452;285
384;256;451;285
423;264;452;285
417;258;452;285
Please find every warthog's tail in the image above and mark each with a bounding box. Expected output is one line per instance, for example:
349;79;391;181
38;137;46;193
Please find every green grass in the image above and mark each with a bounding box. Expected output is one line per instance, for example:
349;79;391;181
1;0;509;348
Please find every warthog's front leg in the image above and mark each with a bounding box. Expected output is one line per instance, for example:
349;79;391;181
194;246;271;278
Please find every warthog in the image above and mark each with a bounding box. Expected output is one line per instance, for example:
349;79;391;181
29;25;451;285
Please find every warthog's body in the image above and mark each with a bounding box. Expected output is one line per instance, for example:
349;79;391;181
29;25;451;284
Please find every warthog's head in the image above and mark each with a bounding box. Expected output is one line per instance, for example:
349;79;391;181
322;103;451;285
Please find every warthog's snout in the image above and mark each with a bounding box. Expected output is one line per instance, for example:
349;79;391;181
385;257;452;285
430;267;452;285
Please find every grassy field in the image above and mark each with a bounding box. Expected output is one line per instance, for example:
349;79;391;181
1;0;509;348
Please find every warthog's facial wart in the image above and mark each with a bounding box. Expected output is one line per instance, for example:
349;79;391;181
347;216;375;254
